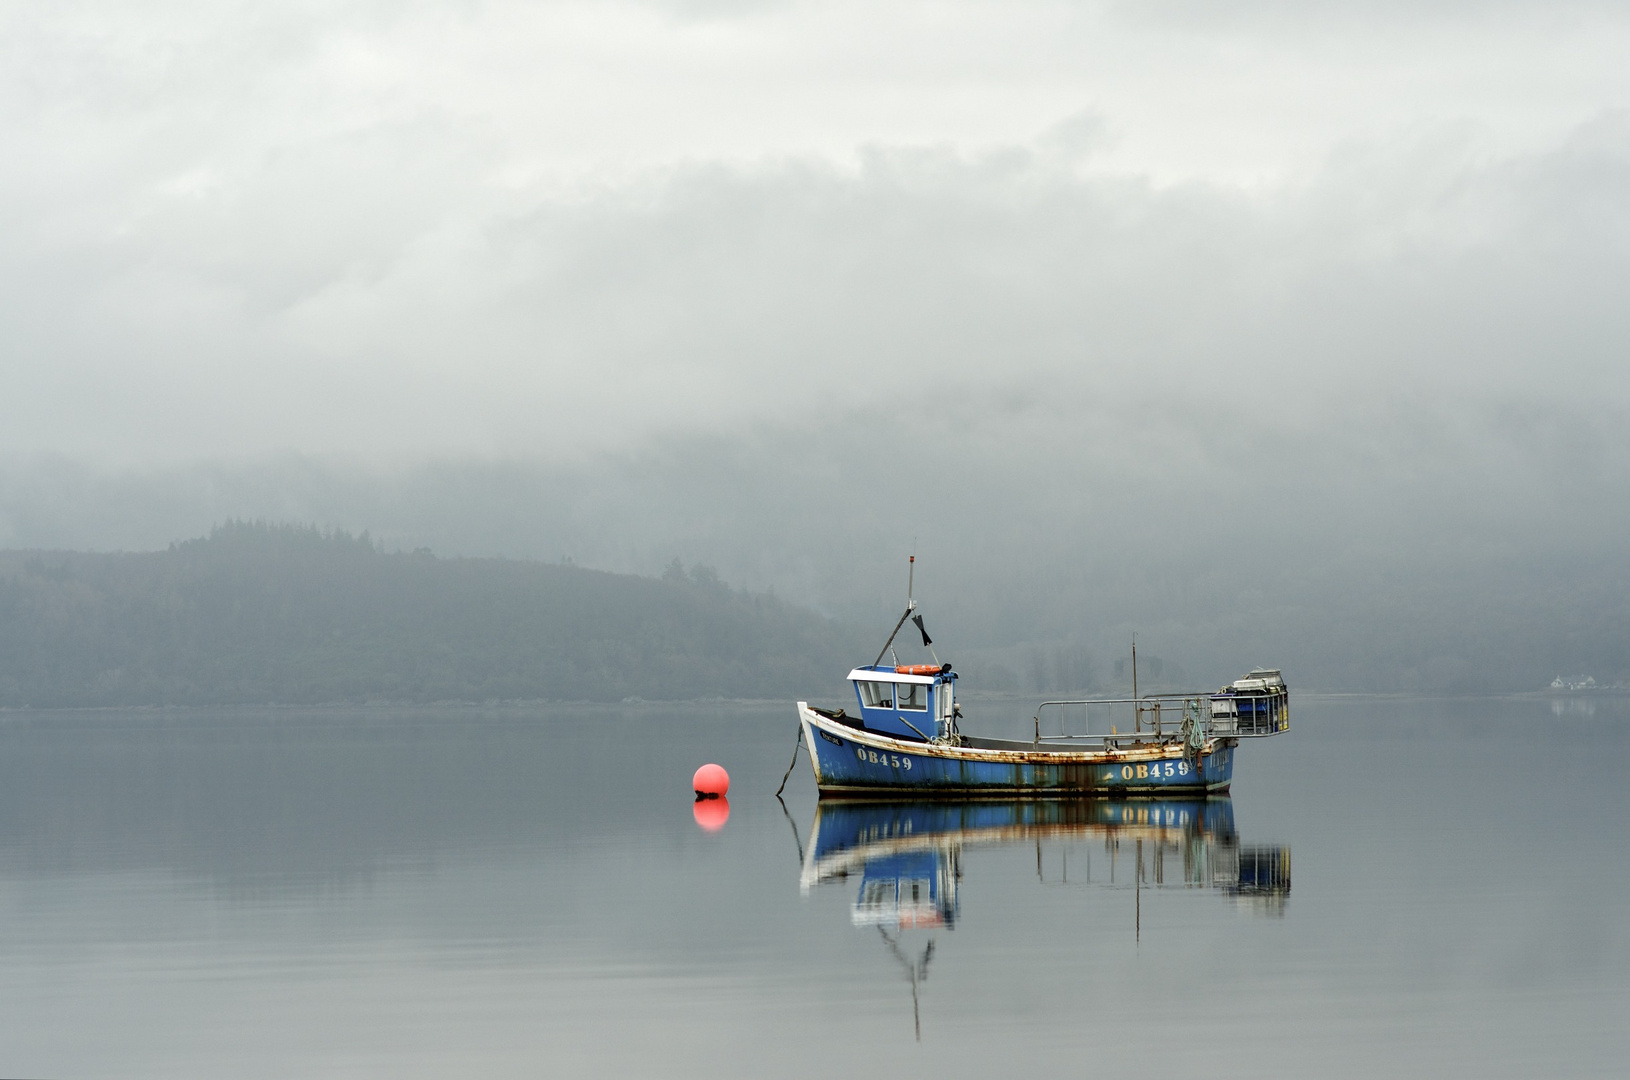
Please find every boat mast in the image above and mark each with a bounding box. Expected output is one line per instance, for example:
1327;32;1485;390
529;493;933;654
1132;636;1139;733
870;555;918;668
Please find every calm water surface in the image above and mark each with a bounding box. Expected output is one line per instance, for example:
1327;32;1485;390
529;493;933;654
0;694;1626;1077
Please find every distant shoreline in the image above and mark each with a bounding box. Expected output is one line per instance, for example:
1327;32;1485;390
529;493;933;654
4;687;1626;717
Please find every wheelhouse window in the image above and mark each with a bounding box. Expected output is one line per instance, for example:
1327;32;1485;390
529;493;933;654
898;682;927;711
859;681;893;709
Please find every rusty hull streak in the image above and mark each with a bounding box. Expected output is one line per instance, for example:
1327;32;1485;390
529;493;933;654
800;704;1231;798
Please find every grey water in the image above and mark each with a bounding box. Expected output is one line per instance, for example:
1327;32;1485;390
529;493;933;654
0;694;1626;1078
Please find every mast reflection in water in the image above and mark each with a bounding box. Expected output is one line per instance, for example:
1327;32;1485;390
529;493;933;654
795;799;1290;1038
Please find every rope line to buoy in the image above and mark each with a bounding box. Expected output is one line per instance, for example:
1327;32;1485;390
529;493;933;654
774;722;806;796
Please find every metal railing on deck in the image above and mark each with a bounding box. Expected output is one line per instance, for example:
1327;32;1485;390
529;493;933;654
1031;689;1288;748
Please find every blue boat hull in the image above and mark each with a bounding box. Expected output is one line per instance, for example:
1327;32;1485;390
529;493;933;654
799;703;1235;797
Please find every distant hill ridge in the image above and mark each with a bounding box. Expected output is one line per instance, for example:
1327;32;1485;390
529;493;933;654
0;521;863;707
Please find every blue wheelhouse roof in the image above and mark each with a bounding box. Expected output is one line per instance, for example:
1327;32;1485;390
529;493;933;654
848;664;956;684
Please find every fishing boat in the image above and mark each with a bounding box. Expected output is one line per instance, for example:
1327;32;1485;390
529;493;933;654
795;559;1289;797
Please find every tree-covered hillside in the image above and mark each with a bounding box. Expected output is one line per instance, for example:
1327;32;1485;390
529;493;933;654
0;522;866;707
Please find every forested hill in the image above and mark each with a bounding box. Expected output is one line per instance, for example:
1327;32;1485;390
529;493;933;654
0;523;866;707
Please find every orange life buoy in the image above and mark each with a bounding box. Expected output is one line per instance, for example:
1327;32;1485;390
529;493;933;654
895;664;944;676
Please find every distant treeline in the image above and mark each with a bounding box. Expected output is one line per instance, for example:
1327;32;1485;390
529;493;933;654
0;522;867;707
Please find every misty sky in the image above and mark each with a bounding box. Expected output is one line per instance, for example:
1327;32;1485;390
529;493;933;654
3;0;1627;461
4;0;1630;689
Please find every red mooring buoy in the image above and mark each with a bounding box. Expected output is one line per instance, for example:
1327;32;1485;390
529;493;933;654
693;763;730;799
693;796;730;832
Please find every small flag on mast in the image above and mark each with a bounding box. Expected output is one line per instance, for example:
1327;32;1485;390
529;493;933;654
912;614;932;648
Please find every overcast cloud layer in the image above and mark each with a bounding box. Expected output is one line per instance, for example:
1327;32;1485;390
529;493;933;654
3;0;1629;459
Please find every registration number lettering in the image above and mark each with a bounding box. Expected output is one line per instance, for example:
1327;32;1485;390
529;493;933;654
856;747;912;770
1119;760;1192;781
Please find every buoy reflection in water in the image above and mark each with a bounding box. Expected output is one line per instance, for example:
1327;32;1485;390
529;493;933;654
693;796;730;832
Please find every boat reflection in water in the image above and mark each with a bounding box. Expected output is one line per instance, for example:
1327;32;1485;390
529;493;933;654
795;798;1290;1039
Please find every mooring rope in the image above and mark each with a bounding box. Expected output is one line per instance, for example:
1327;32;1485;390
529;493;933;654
774;721;806;796
775;793;806;865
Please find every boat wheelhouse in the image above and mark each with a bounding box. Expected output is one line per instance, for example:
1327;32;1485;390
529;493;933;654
844;663;959;742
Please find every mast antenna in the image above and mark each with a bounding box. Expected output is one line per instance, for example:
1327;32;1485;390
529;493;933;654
871;554;920;669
